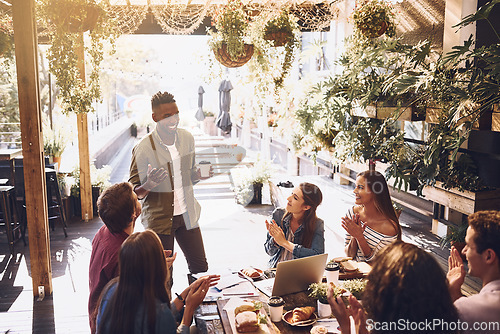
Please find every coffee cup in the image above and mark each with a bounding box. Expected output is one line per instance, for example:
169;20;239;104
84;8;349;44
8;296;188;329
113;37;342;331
325;262;340;284
199;161;211;178
268;296;285;322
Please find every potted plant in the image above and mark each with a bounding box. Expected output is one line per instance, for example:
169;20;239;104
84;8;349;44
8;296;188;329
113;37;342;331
247;9;300;91
43;127;68;167
263;10;298;47
70;164;112;216
352;0;396;39
231;155;273;205
208;0;254;68
37;0;117;114
439;221;468;261
203;111;217;136
308;282;338;317
341;279;367;300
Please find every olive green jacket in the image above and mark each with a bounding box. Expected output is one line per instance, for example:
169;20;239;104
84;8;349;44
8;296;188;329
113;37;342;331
129;128;201;234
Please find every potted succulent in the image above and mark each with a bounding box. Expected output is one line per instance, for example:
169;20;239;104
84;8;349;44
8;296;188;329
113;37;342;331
208;0;253;68
352;0;396;39
37;0;117;114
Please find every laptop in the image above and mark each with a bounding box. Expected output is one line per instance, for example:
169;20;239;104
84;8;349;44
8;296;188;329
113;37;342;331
254;253;328;297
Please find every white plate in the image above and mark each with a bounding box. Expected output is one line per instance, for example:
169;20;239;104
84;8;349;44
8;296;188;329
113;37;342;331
282;310;318;326
239;268;264;280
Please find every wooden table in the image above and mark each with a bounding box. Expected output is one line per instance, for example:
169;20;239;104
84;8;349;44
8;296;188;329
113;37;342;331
195;289;317;334
0;148;23;161
0;148;22;185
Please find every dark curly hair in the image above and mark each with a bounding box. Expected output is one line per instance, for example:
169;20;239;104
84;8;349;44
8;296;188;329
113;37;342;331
362;241;459;334
151;91;176;109
468;210;500;269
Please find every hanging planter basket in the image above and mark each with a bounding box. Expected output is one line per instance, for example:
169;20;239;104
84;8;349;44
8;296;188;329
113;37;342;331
62;5;100;33
264;31;292;47
358;20;388;38
214;43;254;68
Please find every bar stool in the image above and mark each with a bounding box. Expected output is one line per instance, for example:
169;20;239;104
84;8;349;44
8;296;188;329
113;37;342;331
0;185;26;253
46;168;68;237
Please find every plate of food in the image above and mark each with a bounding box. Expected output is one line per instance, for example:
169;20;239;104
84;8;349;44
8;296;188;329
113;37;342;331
282;306;318;326
225;300;272;333
239;267;264;280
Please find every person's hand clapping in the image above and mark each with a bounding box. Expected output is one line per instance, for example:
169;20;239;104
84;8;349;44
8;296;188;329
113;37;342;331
185;275;219;309
143;164;168;191
266;219;287;247
447;246;466;301
341;213;365;240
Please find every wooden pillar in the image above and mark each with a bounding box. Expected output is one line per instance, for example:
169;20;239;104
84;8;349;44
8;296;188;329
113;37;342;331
76;32;93;221
13;0;52;296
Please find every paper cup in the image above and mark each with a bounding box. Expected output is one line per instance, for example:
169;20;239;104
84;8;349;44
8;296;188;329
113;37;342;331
268;296;285;322
325;262;340;284
199;161;211;178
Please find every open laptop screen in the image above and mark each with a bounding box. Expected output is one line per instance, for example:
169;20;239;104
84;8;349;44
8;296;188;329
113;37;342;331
255;253;328;297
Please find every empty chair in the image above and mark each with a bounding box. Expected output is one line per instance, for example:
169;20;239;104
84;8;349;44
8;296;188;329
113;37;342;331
46;168;68;237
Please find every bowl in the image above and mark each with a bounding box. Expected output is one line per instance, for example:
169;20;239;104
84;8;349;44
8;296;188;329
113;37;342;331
282;310;318;326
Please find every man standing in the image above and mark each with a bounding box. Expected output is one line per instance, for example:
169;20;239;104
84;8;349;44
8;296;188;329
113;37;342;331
129;91;208;275
447;210;500;333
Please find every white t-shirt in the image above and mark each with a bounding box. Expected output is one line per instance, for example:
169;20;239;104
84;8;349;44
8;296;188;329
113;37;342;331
165;142;187;216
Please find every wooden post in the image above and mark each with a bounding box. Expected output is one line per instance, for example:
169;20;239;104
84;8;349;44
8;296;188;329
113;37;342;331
76;32;93;221
13;0;53;296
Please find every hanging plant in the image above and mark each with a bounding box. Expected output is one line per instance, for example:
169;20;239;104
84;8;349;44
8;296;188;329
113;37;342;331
0;13;13;58
263;9;298;47
37;0;117;114
247;9;300;92
266;10;300;89
352;0;396;39
208;0;253;67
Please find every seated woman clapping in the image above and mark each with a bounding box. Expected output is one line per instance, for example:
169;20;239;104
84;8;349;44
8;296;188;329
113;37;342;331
96;230;219;334
343;170;401;262
328;241;459;334
264;182;324;268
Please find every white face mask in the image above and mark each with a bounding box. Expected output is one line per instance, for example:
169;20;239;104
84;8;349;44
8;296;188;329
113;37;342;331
157;113;179;134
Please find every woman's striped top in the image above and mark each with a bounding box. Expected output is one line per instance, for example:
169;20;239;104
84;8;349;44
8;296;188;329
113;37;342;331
344;207;398;262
